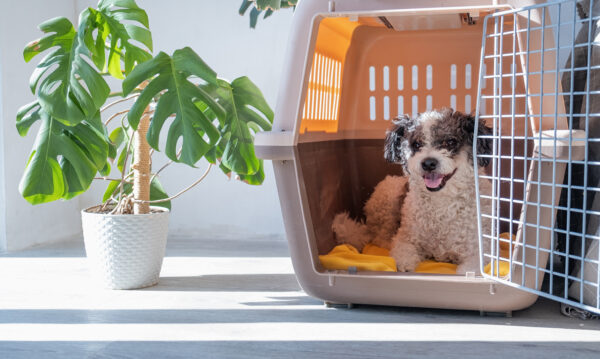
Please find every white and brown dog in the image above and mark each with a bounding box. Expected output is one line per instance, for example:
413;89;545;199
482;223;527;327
333;109;493;274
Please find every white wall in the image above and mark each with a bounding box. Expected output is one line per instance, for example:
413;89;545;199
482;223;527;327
0;34;5;252
76;1;290;240
0;0;83;252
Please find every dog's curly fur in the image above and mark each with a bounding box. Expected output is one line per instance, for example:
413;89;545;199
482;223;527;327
332;175;408;251
333;109;493;274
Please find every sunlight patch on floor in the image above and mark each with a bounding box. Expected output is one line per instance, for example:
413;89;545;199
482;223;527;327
1;323;599;342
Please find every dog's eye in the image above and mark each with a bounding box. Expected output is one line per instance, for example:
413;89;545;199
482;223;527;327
444;139;458;148
412;141;423;151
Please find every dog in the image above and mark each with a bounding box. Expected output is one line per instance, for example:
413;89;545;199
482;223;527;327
332;108;493;274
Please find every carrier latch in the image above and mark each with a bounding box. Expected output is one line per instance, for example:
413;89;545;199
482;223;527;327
460;12;478;25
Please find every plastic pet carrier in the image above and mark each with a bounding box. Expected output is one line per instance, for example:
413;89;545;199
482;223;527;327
256;0;600;315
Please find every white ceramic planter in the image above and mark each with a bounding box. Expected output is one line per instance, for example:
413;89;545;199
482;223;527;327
81;206;170;289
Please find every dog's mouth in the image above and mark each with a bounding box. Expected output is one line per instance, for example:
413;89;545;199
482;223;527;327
423;169;457;192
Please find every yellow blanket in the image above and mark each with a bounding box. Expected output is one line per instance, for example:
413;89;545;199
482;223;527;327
483;232;514;277
319;233;515;276
318;244;397;272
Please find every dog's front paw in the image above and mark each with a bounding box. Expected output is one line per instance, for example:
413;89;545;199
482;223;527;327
395;258;420;272
390;240;421;272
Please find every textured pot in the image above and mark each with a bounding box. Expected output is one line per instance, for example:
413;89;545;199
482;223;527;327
81;206;170;289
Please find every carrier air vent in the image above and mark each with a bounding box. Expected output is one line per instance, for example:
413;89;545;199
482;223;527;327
397;96;404;116
397;65;404;90
450;64;457;90
426;65;433;90
301;52;342;132
465;64;472;89
383;96;390;120
412;65;418;90
412;95;418;117
383;66;390;91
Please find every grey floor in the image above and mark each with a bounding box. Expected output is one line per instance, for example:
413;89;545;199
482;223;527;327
1;236;599;359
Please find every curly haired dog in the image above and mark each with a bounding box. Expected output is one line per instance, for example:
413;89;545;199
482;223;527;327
333;109;493;274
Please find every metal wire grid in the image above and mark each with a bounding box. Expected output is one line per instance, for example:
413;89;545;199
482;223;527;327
475;0;599;314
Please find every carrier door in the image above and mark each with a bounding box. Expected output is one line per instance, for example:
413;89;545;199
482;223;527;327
475;0;599;315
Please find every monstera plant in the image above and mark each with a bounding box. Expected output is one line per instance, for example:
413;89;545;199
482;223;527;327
17;0;273;289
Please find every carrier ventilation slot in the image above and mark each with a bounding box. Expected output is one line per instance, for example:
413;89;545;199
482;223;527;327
301;52;342;132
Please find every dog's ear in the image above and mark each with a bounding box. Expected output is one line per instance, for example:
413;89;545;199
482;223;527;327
457;111;493;167
384;114;413;165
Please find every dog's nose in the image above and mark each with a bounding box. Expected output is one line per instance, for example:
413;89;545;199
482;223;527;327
421;158;438;172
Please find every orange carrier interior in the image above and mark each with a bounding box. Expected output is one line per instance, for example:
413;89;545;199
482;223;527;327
297;15;532;257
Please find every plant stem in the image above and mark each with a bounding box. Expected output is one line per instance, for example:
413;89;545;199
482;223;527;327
107;89;140;98
133;110;152;214
137;163;212;204
101;94;140;113
108;91;124;98
104;110;130;127
149;148;182;183
94;177;130;182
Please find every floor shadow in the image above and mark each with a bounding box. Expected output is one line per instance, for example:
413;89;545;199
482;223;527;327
0;299;598;330
1;341;600;359
147;274;301;292
240;295;322;306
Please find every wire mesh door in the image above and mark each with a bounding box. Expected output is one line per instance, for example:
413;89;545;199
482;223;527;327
475;0;599;315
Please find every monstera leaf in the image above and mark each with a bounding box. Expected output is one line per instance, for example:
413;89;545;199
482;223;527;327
79;0;152;79
239;0;297;28
17;101;109;204
24;17;110;125
202;76;273;184
123;47;226;166
240;0;297;11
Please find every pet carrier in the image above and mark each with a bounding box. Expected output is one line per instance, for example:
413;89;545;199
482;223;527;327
256;0;599;314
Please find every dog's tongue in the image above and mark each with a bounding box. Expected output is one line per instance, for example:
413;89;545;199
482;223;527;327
423;173;444;188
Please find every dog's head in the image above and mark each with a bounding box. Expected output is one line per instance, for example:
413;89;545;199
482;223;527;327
384;108;492;192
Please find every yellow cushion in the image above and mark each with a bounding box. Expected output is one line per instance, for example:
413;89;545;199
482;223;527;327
362;243;391;256
483;232;515;277
319;244;397;272
484;261;511;277
415;260;457;274
319;233;516;275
